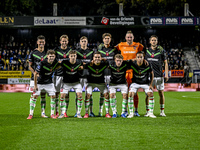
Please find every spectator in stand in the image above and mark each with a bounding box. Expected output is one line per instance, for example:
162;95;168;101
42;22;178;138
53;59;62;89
173;54;178;61
179;65;184;70
9;50;14;57
19;64;23;71
184;62;190;80
23;59;29;70
5;53;9;60
5;58;10;70
14;49;18;55
177;54;182;61
0;58;5;70
181;54;186;61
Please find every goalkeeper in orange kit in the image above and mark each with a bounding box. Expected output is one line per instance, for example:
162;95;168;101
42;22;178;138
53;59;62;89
116;30;144;117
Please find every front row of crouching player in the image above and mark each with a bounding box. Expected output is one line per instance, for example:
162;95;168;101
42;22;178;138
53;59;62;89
27;50;156;119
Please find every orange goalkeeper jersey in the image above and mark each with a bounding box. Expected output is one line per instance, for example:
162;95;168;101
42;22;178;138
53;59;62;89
116;42;144;60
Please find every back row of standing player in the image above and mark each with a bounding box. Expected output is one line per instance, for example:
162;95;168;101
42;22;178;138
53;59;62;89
27;30;168;119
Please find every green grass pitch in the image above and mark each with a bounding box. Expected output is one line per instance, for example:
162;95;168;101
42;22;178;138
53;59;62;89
0;92;200;150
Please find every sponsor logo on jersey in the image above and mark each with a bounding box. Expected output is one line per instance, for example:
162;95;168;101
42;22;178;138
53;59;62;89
66;71;77;74
123;51;136;54
45;72;52;75
113;72;124;75
134;74;145;78
91;73;102;77
147;58;159;61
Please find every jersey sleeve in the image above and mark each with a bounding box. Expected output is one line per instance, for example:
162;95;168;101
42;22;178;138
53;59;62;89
148;63;153;72
162;49;167;61
29;52;34;63
35;62;42;73
138;43;144;51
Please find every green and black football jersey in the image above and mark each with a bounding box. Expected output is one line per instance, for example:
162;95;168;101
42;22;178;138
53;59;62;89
54;46;72;76
35;59;59;84
145;47;167;77
129;60;153;85
97;44;120;76
61;59;83;83
85;61;109;83
109;60;129;84
29;49;47;80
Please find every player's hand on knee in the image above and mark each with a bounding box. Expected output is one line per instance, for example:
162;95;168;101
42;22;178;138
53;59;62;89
149;85;153;90
144;59;149;66
33;86;38;93
164;76;169;82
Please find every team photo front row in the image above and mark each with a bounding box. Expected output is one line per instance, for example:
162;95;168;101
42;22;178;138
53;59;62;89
28;50;157;119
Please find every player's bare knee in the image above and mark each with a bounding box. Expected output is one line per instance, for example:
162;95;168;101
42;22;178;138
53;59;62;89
104;93;109;99
110;93;115;98
51;95;56;99
147;92;153;97
123;94;128;99
86;93;91;99
77;92;82;98
129;92;134;97
60;93;66;99
33;95;38;99
158;90;164;97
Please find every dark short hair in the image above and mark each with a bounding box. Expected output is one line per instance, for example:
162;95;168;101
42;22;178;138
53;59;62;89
69;50;77;55
47;49;55;55
149;35;158;41
93;51;102;56
37;35;45;41
136;51;144;56
114;54;123;60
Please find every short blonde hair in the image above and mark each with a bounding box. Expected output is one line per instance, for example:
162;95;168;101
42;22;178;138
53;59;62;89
80;36;88;41
60;35;69;41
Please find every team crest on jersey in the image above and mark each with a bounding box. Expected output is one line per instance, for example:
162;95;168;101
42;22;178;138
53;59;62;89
71;67;74;72
117;68;120;72
41;57;44;61
83;54;86;59
138;70;141;75
106;51;109;56
50;68;52;72
133;46;138;50
151;54;154;58
96;69;99;74
63;54;66;58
